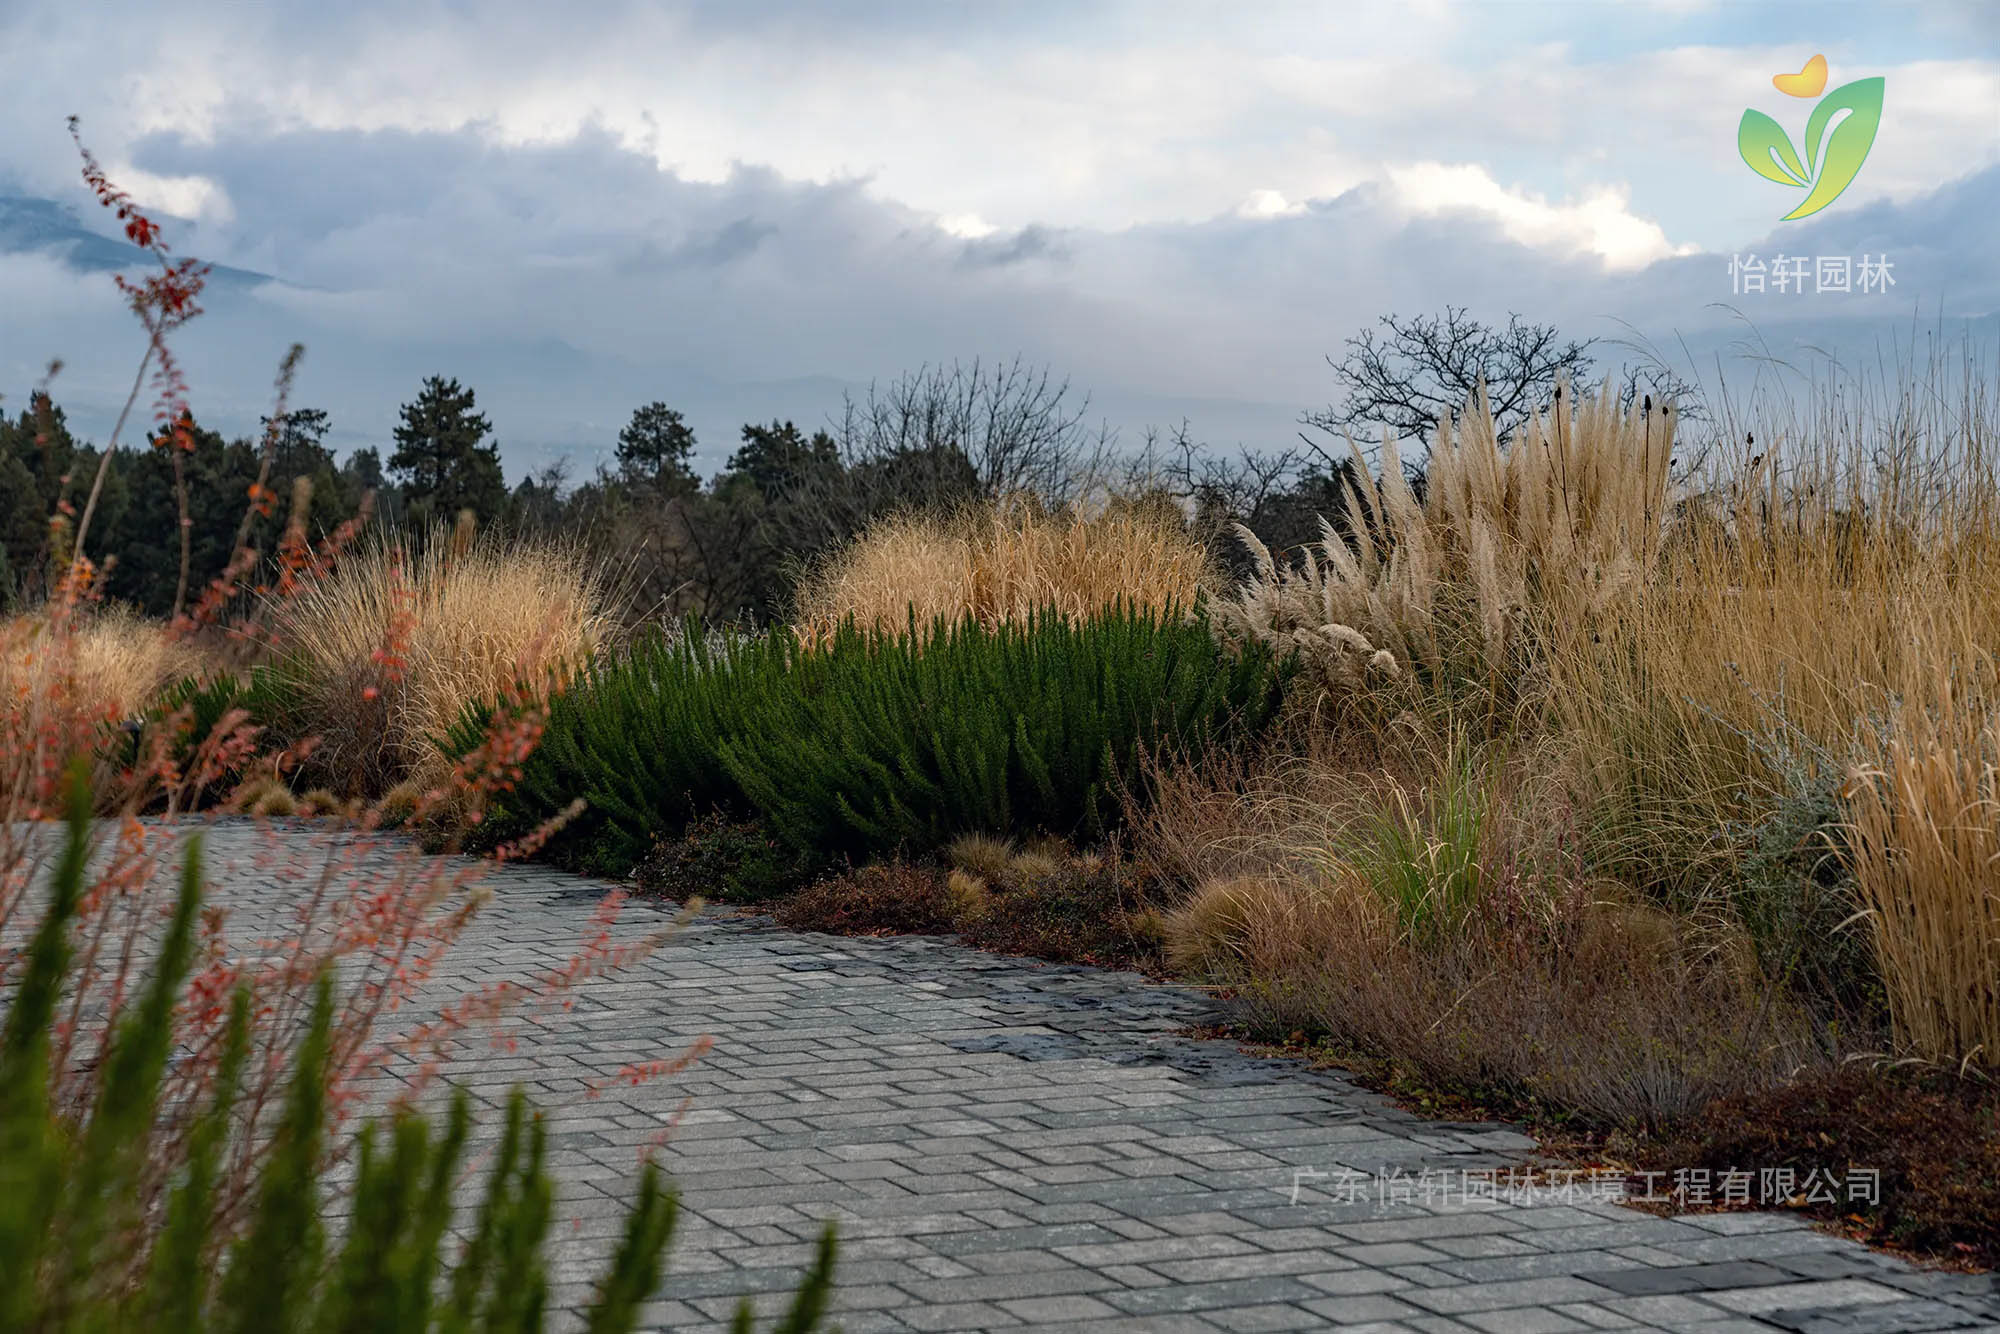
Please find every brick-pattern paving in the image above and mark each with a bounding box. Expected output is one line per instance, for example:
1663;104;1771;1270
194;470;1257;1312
181;826;2000;1331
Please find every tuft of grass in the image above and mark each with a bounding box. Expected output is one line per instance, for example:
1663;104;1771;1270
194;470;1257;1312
2;605;211;724
272;530;607;795
795;495;1215;641
1144;721;1823;1129
946;833;1017;883
1840;644;2000;1069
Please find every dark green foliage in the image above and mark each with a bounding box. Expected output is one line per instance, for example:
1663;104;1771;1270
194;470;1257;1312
721;606;1287;860
452;606;1287;875
120;665;310;803
616;403;699;497
390;376;507;528
0;760;838;1333
634;811;823;904
1733;775;1884;1027
448;622;789;875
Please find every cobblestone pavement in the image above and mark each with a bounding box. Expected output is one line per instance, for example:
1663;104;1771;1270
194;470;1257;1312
192;826;1999;1334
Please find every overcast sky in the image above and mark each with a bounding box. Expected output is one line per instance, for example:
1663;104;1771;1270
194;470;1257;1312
3;0;1997;475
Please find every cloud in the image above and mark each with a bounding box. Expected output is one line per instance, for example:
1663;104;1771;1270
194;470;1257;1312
3;0;1996;478
1383;163;1700;271
8;119;1993;483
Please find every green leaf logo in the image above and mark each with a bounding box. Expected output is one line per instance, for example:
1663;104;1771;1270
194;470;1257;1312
1737;71;1884;221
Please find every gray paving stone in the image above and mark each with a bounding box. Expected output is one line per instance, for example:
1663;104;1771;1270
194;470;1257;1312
1584;1259;1799;1295
132;824;2000;1333
1759;1298;2000;1332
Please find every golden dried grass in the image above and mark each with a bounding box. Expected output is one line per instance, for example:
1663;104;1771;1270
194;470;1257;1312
274;531;608;794
1;604;210;723
1220;381;1677;694
1840;640;2000;1069
795;495;1214;640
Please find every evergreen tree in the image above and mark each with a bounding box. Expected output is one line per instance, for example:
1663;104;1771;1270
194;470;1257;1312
388;377;507;527
615;402;698;496
723;420;840;504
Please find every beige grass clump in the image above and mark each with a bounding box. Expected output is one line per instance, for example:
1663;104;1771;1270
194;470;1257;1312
1;604;209;722
275;531;608;794
1840;645;2000;1069
796;495;1214;640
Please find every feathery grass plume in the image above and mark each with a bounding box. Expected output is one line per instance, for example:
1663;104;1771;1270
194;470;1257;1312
795;493;1215;641
1218;379;1678;703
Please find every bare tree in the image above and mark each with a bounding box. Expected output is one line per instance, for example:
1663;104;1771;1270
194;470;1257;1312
1310;307;1597;443
834;357;1117;504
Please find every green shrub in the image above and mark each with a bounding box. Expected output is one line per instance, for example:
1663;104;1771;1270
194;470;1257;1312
447;621;787;875
0;762;837;1332
721;605;1288;860
450;606;1288;874
634;810;822;904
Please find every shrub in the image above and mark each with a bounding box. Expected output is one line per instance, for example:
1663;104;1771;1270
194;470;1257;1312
795;495;1215;641
273;530;608;795
950;839;1162;968
774;860;960;936
449;622;788;876
1638;1064;2000;1266
125;671;270;802
634;810;821;904
721;606;1287;860
0;774;838;1330
457;606;1286;874
1142;726;1824;1129
775;839;1163;968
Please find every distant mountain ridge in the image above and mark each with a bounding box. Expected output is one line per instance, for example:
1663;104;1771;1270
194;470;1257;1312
0;194;276;287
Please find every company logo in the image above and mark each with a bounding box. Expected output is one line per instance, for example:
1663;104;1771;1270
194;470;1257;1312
1737;56;1884;220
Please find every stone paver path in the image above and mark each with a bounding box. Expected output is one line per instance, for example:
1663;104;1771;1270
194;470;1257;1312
198;827;2000;1333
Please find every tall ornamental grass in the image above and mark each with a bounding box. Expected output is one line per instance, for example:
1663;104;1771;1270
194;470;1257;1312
272;527;609;795
794;496;1215;641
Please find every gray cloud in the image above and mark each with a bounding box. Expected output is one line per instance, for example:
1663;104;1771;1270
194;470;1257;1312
4;117;1995;485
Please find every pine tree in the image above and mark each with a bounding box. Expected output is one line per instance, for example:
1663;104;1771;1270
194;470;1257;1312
615;403;699;496
389;377;507;527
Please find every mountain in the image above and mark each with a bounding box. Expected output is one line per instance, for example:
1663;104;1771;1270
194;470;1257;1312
0;194;277;288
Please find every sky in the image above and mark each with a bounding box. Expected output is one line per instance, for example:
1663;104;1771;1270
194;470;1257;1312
2;0;1998;477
